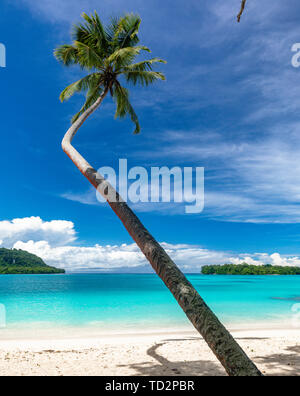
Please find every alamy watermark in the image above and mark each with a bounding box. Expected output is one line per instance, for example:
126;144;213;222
291;303;300;328
95;160;204;214
0;304;6;328
0;43;6;68
291;43;300;68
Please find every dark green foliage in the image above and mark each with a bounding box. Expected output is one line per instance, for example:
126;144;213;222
0;248;65;275
54;11;166;132
202;263;300;275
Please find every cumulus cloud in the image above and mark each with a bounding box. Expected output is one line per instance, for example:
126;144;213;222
0;217;299;271
13;240;146;271
229;253;300;267
11;234;300;272
269;253;300;267
0;217;76;248
13;239;238;271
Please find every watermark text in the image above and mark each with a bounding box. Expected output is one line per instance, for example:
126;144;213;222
96;160;205;214
0;43;6;68
291;43;300;68
0;304;6;328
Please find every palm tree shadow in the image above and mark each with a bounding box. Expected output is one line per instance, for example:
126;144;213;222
118;341;226;376
117;337;300;376
254;345;300;376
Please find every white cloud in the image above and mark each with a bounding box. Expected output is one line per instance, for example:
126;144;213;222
201;138;300;223
0;217;76;247
12;239;236;271
13;240;146;271
0;216;298;271
60;188;99;206
229;253;300;267
61;130;300;223
135;127;300;223
269;253;300;267
9;231;300;271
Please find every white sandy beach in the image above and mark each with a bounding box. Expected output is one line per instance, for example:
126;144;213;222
0;327;299;376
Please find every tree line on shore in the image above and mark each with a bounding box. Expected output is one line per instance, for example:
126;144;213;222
202;263;300;275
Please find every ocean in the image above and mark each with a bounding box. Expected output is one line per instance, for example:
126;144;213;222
0;274;299;336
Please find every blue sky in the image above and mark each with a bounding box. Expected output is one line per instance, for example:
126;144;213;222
1;0;300;272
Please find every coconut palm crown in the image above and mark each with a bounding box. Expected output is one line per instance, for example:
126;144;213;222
54;11;166;133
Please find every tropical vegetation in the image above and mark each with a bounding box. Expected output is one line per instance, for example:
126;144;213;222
202;263;300;275
54;12;166;131
0;248;65;274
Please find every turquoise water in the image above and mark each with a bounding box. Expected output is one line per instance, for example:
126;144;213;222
0;274;299;334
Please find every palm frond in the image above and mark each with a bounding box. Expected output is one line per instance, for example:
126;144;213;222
113;83;140;134
59;73;102;102
105;45;150;69
54;45;79;66
112;14;141;49
72;21;93;45
78;12;109;54
74;41;104;69
121;58;166;72
105;16;121;42
72;85;104;123
123;70;165;86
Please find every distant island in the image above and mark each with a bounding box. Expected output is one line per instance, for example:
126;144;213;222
202;263;300;275
0;248;65;274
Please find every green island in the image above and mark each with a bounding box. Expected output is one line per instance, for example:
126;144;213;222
0;248;65;274
202;263;300;275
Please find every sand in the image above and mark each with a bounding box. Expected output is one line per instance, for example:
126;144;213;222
0;327;299;376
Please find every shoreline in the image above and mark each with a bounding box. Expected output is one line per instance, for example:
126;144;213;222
0;327;299;376
0;319;297;341
0;325;298;349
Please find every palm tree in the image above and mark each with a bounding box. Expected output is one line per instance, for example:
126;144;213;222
54;11;262;376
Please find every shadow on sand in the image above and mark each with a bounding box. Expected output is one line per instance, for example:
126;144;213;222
254;345;300;376
118;339;226;376
118;337;300;376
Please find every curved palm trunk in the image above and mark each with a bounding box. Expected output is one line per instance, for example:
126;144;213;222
62;91;263;377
